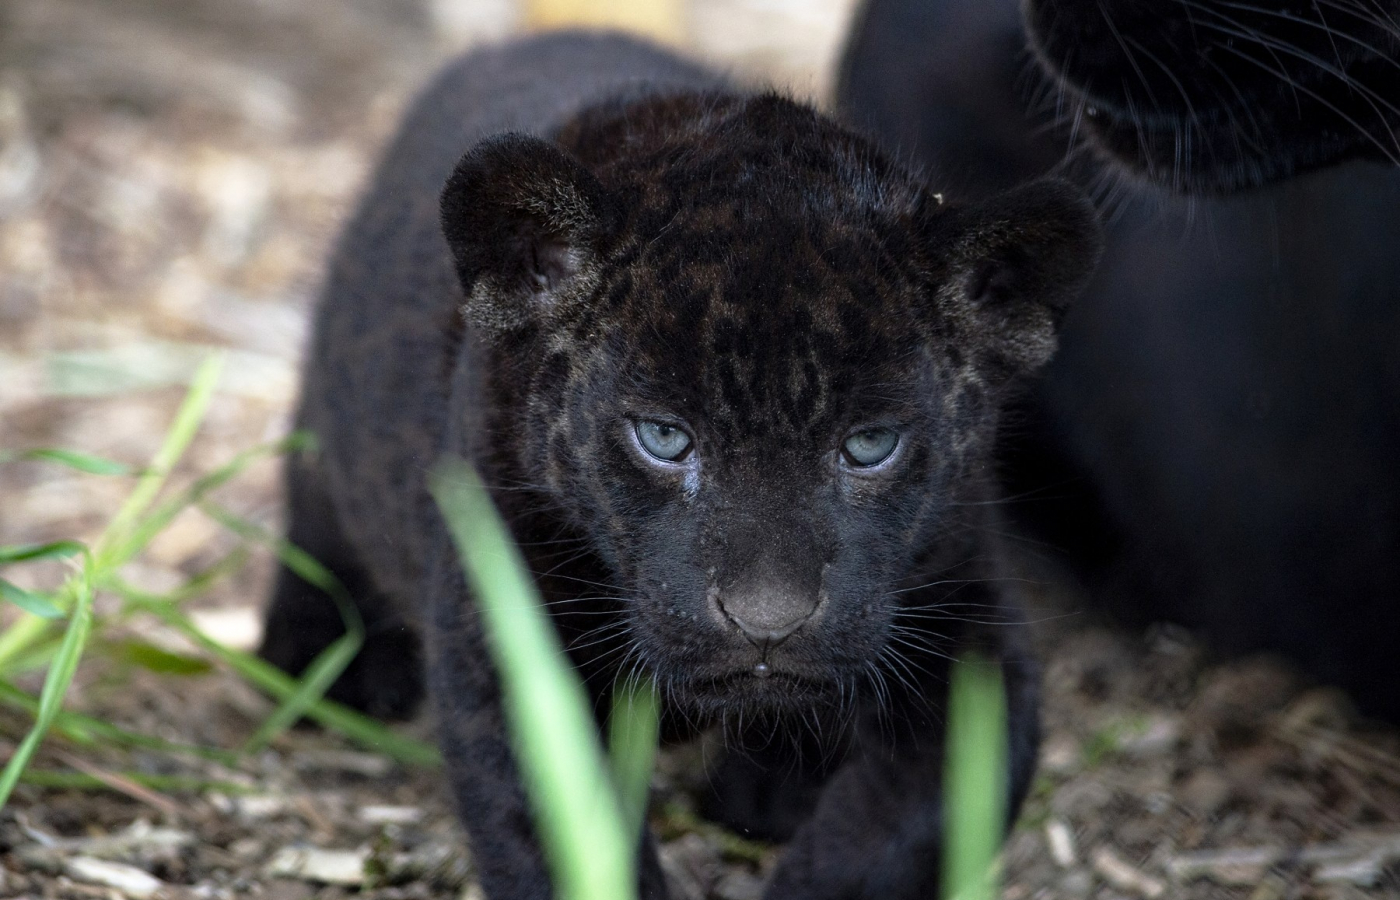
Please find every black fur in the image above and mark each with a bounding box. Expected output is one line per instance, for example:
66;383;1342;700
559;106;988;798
1022;0;1400;193
839;0;1400;722
261;32;1102;900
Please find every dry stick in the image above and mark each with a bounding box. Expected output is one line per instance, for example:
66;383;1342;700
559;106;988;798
52;749;185;820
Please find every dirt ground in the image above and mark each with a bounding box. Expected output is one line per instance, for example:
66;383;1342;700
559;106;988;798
1;1;1398;898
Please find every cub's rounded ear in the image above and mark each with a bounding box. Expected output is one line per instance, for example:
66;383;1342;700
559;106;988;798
440;133;614;334
930;179;1103;378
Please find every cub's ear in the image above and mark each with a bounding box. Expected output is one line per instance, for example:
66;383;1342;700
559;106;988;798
440;133;614;334
929;179;1102;379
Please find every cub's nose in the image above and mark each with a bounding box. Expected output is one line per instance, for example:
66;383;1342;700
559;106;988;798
716;584;817;650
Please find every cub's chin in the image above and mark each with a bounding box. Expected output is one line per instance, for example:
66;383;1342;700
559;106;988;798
659;662;850;721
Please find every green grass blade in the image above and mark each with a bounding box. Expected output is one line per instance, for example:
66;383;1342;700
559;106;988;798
609;678;660;843
18;770;251;794
0;635;64;678
106;435;295;570
430;457;636;900
114;640;214;676
0;680;239;764
197;502;366;751
1;363;222;809
0;611;60;676
0;448;132;476
104;431;309;573
0;568;95;808
1;579;64;620
107;550;250;618
137;602;437;766
97;354;224;562
241;631;361;753
941;654;1008;900
0;540;86;566
198;500;341;596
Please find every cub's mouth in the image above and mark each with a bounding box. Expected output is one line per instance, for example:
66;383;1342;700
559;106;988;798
676;666;842;716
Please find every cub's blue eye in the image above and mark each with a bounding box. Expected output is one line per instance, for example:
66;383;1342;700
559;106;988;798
842;427;899;467
636;420;694;462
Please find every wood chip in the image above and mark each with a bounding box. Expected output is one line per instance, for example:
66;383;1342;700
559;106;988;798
359;804;424;825
1314;853;1385;887
1169;846;1279;885
1170;833;1400;887
64;857;165;898
265;846;368;885
1092;847;1165;898
291;749;394;777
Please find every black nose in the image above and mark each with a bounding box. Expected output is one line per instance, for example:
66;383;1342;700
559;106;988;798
716;585;817;651
709;509;827;652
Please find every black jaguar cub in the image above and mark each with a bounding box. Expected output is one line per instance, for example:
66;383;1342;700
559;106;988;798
260;32;1101;900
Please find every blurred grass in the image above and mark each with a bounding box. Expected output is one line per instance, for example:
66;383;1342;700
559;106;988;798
942;654;1009;900
431;457;659;900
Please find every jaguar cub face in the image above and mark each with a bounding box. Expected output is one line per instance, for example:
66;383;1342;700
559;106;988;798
441;95;1100;715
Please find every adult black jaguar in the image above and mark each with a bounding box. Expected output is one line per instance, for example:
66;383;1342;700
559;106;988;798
840;0;1400;722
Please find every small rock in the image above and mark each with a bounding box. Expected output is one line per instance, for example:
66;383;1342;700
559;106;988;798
64;856;165;898
360;805;424;825
265;846;368;886
1046;819;1077;867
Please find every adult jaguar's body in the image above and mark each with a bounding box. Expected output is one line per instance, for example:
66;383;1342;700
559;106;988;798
839;0;1400;722
1022;0;1400;193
